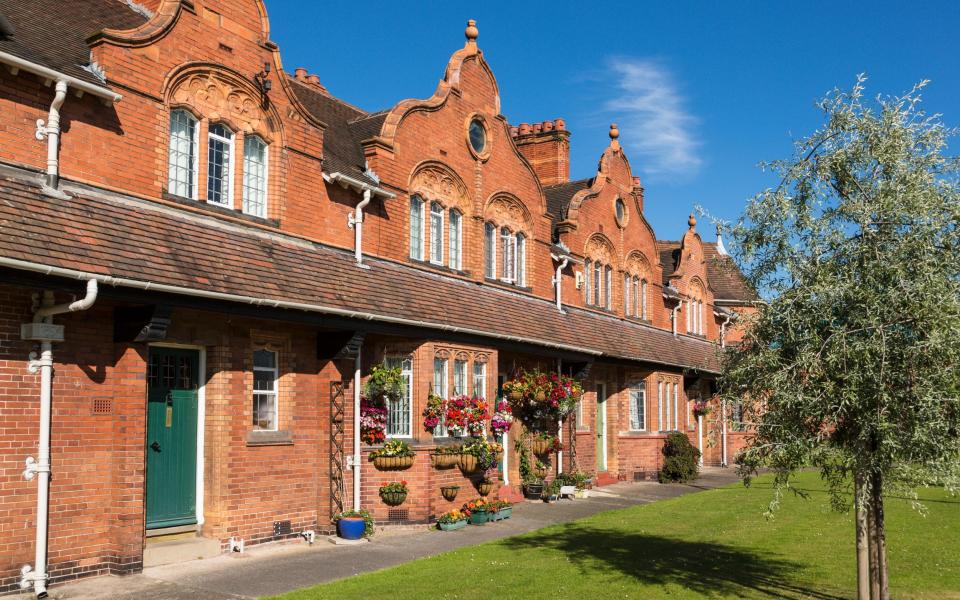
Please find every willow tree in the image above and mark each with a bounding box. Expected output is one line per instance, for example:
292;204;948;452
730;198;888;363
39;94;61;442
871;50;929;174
720;77;960;600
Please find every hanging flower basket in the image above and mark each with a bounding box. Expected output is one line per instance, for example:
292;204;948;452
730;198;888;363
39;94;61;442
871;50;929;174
381;490;407;506
373;455;414;470
431;453;460;468
440;485;460;501
476;480;494;497
508;390;523;402
531;438;552;455
458;453;479;473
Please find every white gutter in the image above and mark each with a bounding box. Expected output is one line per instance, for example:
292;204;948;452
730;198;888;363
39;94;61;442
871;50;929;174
0;51;122;103
36;80;68;189
323;171;395;200
0;256;604;358
348;189;372;267
550;254;569;313
353;351;361;511
20;279;98;599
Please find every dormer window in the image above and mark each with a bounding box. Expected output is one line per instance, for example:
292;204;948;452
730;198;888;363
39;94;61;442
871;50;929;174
206;123;234;206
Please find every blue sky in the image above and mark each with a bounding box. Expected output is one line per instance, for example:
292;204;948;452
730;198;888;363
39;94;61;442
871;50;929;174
267;1;959;243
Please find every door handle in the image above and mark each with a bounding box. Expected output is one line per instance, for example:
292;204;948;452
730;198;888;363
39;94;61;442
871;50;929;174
150;441;161;452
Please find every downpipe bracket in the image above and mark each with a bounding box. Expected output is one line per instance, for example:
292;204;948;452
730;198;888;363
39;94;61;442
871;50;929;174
22;456;48;481
20;564;48;590
35;119;48;141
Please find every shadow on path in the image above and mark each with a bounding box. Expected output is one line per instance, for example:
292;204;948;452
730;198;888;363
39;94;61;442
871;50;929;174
502;525;845;600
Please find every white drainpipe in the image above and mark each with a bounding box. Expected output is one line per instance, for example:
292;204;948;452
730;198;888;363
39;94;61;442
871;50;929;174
551;255;569;312
348;189;372;267
697;414;704;467
721;397;728;467
353;350;361;511
556;357;563;475
719;314;732;348
35;80;68;190
21;279;98;598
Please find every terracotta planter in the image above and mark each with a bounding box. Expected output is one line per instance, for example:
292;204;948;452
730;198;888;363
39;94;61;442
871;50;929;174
440;486;460;501
458;453;479;473
431;453;458;468
531;438;552;455
373;455;414;470
380;490;407;506
477;481;494;497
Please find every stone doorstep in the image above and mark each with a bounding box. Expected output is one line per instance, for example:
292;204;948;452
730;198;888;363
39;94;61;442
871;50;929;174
142;536;221;568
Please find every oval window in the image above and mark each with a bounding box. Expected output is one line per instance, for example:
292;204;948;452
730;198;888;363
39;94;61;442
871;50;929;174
615;198;626;225
469;119;486;154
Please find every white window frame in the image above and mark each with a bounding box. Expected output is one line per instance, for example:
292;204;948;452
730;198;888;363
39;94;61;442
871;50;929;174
624;273;632;316
500;227;516;283
453;358;468;396
484;222;496;278
433;357;449;437
657;380;665;432
629;383;646;431
641;279;648;320
410;195;424;261
430;201;444;265
604;265;612;310
385;356;414;438
206;122;235;206
449;209;462;271
168;109;198;199
252;348;278;432
515;233;526;287
472;361;486;399
673;382;680;430
242;135;268;218
584;260;593;304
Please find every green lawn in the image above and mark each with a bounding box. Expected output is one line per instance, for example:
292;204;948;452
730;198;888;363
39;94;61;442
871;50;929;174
271;472;959;599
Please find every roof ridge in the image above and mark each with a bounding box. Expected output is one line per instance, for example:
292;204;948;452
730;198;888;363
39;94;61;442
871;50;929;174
544;177;593;190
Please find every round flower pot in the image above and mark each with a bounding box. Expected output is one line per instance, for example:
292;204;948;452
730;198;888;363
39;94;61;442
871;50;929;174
439;519;467;531
469;510;490;525
431;453;458;469
458;453;479;473
337;517;366;540
477;481;494;497
380;490;407;506
440;486;460;502
373;455;414;470
531;438;552;455
523;483;544;500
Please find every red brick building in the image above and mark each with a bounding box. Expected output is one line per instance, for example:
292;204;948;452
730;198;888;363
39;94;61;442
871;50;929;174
0;1;756;595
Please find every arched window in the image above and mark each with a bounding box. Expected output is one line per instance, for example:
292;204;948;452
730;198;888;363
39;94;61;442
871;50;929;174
585;259;611;308
516;233;526;287
168;109;198;198
641;279;648;320
484;222;496;278
500;227;516;283
448;209;462;270
242;135;268;218
207;123;234;206
429;201;444;265
409;195;424;260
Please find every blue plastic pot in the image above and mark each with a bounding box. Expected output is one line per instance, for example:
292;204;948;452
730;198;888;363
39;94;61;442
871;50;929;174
337;517;366;540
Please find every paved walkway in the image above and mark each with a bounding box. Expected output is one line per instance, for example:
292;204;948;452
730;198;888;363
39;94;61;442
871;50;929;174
32;469;741;600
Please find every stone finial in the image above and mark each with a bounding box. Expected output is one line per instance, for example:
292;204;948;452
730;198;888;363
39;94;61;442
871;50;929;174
609;123;619;140
688;213;697;230
465;19;479;43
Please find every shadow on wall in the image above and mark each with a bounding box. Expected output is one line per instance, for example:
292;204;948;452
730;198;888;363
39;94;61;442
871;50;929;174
501;525;845;600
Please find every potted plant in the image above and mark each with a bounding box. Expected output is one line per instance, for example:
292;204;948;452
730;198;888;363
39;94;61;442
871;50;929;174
370;439;415;470
422;393;445;434
440;485;460;501
533;458;549;479
332;509;374;540
431;444;461;468
463;498;491;525
692;399;712;419
437;509;468;531
359;396;387;445
466;396;489;437
489;499;513;521
444;395;470;437
544;478;562;503
502;377;526;402
460;438;500;474
531;433;556;455
522;477;544;500
379;480;408;506
490;399;513;438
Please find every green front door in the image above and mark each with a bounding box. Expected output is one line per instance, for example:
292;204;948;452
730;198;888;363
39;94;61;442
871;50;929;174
596;383;607;471
146;347;199;530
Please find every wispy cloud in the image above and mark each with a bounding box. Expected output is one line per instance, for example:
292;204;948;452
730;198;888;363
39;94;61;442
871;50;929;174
604;58;701;179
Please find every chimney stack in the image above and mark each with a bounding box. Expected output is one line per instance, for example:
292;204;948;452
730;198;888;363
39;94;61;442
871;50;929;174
510;118;570;187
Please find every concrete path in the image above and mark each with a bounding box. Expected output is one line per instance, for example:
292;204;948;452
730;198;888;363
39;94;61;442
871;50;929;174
31;468;741;600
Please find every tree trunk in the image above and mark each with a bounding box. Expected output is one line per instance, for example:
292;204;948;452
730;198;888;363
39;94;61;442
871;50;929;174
867;493;881;600
855;472;870;600
872;472;890;600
